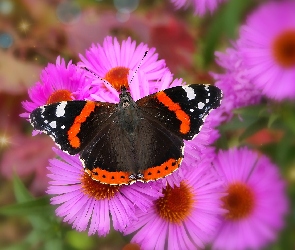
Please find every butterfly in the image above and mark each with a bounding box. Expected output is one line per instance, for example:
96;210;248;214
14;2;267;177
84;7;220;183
30;84;222;185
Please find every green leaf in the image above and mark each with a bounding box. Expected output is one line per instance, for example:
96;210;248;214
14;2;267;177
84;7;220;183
0;196;53;216
66;231;96;250
219;115;258;131
233;104;269;118
202;0;254;66
12;174;33;203
0;243;31;250
239;118;268;142
275;132;295;168
268;113;279;127
44;239;64;250
282;111;295;135
222;0;253;37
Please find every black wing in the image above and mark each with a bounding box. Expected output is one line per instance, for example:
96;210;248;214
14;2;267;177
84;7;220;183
136;84;222;140
80;112;184;172
30;101;117;155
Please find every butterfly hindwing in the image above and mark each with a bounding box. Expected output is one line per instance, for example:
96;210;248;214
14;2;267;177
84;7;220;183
79;110;184;184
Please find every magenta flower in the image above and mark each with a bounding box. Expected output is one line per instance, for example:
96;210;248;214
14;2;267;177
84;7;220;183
124;161;225;250
170;0;226;16
47;148;163;236
21;56;91;119
22;36;225;242
212;147;288;250
239;1;295;100
211;45;261;119
78;36;223;185
78;36;168;103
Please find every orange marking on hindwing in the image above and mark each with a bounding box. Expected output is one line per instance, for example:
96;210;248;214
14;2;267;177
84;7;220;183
142;158;182;182
85;168;131;185
156;92;190;134
67;101;96;148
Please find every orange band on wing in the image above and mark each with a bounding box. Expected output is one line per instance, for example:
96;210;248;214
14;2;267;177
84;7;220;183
85;168;131;185
156;92;190;134
142;158;182;182
67;101;96;148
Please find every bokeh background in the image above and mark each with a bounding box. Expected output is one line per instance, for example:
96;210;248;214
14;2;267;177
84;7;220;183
0;0;294;249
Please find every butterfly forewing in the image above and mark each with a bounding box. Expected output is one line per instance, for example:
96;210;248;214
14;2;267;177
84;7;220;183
30;101;117;155
79;110;184;183
136;84;222;140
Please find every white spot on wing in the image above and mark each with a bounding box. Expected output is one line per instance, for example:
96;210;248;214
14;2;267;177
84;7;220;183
56;102;67;117
61;125;65;129
183;86;196;100
49;121;57;128
198;102;205;109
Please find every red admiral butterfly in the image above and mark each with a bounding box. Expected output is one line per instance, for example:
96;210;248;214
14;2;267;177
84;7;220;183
30;84;222;185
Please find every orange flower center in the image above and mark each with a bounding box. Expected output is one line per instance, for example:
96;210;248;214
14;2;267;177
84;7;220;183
81;171;120;200
222;182;255;220
155;181;194;223
46;89;72;104
104;66;130;91
272;29;295;68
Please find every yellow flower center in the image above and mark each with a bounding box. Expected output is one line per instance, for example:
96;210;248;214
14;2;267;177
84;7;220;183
104;66;130;91
155;181;194;223
81;171;120;200
222;182;255;220
46;89;72;104
272;29;295;68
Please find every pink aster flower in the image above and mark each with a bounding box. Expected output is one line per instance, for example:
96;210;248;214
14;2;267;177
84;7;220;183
78;35;223;175
212;147;288;250
78;36;223;185
78;36;169;103
239;1;295;100
83;57;221;187
47;148;163;236
211;45;261;119
21;56;92;119
170;0;226;16
124;162;225;250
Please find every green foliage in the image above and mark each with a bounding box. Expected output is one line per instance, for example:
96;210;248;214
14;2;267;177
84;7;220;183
201;0;255;66
0;175;65;250
0;175;130;249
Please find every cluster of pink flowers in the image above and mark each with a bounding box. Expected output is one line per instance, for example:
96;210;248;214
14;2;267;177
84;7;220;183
22;1;294;248
213;0;295;103
22;34;289;250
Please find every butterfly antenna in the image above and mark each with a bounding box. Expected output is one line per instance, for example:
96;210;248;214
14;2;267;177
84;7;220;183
82;66;111;87
129;50;148;84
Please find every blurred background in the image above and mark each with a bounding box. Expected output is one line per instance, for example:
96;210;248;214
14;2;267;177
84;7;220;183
0;0;294;249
